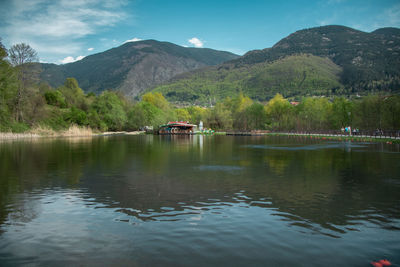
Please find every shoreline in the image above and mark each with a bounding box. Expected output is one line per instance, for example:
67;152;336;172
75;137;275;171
0;130;146;141
264;132;400;144
1;130;399;144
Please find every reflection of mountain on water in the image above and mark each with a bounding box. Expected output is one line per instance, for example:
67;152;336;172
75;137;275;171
1;135;399;236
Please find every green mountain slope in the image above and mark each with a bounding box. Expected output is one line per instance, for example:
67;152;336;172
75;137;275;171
151;25;400;103
232;25;400;89
40;40;239;97
153;54;342;103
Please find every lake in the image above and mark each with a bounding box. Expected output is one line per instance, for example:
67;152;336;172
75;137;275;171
0;135;399;266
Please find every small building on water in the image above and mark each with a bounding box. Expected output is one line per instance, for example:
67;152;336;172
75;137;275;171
158;121;197;135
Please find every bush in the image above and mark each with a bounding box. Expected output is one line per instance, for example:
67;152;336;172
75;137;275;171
44;90;66;107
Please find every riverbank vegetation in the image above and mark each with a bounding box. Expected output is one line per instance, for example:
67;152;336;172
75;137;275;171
1;42;399;135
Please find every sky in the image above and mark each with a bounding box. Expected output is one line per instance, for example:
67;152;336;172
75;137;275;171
0;0;399;64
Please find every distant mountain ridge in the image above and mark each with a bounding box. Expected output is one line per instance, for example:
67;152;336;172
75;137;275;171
230;25;400;87
150;25;400;103
40;40;239;97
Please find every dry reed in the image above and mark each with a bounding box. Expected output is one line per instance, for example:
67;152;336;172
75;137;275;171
0;125;95;140
61;125;93;137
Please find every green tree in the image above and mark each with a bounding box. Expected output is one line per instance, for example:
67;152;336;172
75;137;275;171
206;102;232;130
175;108;191;122
186;106;207;125
265;93;293;131
0;40;18;130
353;95;383;131
329;97;353;129
92;91;127;131
44;90;67;108
8;43;40;122
245;102;268;130
65;107;88;126
382;95;400;130
59;78;87;110
296;97;331;131
224;93;253;129
142;92;170;111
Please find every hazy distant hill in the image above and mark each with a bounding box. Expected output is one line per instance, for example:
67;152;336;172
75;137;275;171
151;25;400;103
40;40;239;97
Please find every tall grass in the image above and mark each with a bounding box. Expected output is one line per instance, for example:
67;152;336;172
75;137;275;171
0;125;94;140
61;125;93;137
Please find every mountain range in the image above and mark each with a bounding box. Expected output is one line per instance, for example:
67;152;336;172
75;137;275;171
39;25;400;103
39;40;239;97
151;25;400;103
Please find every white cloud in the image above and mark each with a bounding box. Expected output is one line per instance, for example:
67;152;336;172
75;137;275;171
123;37;142;43
60;55;85;64
88;47;94;51
188;37;204;48
0;0;128;62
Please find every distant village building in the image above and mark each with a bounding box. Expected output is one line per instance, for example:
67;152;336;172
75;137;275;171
290;101;300;106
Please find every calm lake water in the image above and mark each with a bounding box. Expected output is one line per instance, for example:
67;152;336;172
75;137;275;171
0;135;399;266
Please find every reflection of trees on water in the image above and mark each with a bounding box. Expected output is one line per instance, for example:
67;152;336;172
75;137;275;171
0;135;399;234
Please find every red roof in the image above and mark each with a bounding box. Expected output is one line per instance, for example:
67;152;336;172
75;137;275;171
167;121;196;127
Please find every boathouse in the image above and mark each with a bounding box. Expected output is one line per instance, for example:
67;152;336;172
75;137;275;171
158;121;197;134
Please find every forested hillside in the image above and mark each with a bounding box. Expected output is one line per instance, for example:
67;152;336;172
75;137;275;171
151;25;400;104
153;54;343;103
39;40;239;97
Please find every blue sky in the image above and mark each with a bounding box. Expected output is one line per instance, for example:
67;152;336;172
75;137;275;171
0;0;399;64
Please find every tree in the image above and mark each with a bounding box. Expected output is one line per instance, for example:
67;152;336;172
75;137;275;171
142;92;170;111
382;95;400;130
329;97;353;129
59;78;87;109
353;95;383;131
186;106;207;125
92;91;127;131
206;102;232;130
9;43;38;66
265;93;292;131
296;97;331;131
8;43;40;122
224;93;253;130
175;108;190;122
44;90;66;108
0;40;18;130
245;103;268;130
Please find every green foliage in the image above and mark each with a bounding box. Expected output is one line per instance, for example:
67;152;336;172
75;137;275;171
329;97;353;129
206;103;233;130
245;103;268;130
142;92;170;111
87;109;107;131
44;90;66;107
37;106;69;131
265;94;294;130
65;107;88;126
92;91;127;131
175;108;191;122
296;97;332;131
59;77;87;109
186;106;207;125
0;48;18;129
